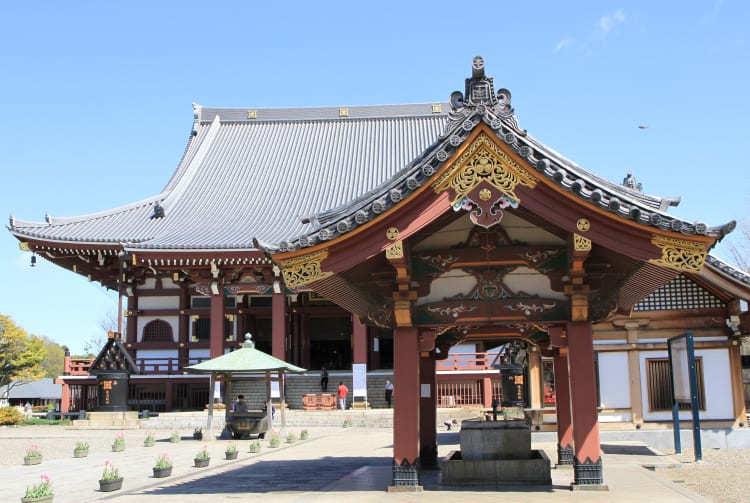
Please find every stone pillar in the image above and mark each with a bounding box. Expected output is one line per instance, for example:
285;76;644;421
210;291;225;359
390;326;422;491
272;288;286;361
419;332;437;468
567;321;605;487
352;316;367;365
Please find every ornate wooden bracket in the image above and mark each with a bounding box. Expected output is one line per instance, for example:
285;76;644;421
648;234;708;272
386;238;416;327
432;131;537;229
278;249;333;289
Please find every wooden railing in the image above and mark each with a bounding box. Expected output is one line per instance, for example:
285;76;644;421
435;352;496;371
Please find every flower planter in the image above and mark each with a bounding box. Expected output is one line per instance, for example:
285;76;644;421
111;444;125;452
21;495;53;503
99;477;124;492
73;449;89;458
144;440;155;447
225;451;238;460
248;445;261;453
170;437;180;443
269;440;280;448
23;456;42;465
343;423;352;428
194;458;210;468
153;466;173;478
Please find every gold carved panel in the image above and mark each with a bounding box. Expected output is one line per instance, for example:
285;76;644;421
279;249;334;288
573;233;591;251
385;240;404;259
433;132;537;206
648;235;707;272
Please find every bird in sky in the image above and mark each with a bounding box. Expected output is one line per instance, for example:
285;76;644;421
638;125;648;129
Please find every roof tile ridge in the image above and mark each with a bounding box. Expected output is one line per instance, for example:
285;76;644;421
10;193;168;229
161;114;223;209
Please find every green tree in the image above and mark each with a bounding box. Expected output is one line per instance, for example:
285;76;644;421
39;337;65;378
0;315;46;401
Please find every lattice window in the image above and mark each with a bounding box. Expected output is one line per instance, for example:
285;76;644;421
633;275;725;311
646;358;705;411
142;319;173;342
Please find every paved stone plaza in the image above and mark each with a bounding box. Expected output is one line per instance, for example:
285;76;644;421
1;422;713;502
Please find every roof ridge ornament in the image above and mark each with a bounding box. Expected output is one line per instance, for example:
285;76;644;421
448;56;526;137
242;333;255;349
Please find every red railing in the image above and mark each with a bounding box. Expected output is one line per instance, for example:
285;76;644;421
435;352;496;371
63;357;209;376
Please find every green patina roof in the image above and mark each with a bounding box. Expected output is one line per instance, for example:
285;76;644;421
184;334;306;374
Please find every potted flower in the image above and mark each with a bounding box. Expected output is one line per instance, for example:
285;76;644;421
22;474;53;503
112;432;125;452
248;440;261;453
193;427;203;440
268;431;280;448
24;444;43;465
169;431;181;443
144;431;156;447
99;460;123;492
343;416;353;428
286;432;297;444
194;445;210;467
225;441;238;460
300;429;309;440
153;453;173;478
73;440;89;458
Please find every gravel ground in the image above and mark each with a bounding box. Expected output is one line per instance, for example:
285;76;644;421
653;448;750;503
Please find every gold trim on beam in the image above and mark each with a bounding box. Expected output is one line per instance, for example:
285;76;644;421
432;132;537;206
279;249;334;288
648;235;707;272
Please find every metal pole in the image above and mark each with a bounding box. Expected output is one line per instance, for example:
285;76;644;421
668;339;681;454
686;333;702;461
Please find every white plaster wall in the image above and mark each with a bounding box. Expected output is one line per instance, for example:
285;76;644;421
503;267;566;300
418;269;476;304
139;296;179;310
640;349;734;421
597;352;631;409
136;316;179;342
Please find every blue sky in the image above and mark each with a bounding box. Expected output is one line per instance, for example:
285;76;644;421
1;1;748;354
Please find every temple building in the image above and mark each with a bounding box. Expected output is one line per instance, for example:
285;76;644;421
8;56;750;488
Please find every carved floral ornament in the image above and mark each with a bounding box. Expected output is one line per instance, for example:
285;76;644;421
648;235;708;273
279;249;334;289
433;132;537;229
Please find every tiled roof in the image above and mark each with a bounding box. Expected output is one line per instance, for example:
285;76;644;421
7;57;737;259
9;103;448;251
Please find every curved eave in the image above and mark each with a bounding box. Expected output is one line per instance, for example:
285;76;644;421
698;255;750;301
277;96;735;253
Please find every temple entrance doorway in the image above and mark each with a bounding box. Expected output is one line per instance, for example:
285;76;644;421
310;316;352;370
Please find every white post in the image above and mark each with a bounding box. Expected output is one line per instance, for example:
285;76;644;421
207;373;215;439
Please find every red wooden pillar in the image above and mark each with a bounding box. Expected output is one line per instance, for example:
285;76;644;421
209;290;225;359
390;326;422;491
178;285;189;368
567;321;604;486
272;288;286;361
126;295;137;345
419;348;437;467
553;347;574;465
352;316;367;365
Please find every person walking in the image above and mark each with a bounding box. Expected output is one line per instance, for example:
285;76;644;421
337;381;349;410
384;379;394;407
320;367;329;392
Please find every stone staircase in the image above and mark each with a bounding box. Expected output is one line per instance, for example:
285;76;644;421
229;371;395;410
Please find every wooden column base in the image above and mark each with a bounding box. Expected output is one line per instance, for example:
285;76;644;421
388;459;422;492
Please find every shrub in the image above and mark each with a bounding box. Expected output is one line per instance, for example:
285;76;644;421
195;445;209;460
0;406;22;425
101;460;120;481
74;440;89;451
